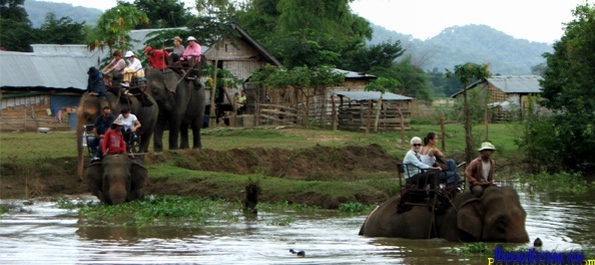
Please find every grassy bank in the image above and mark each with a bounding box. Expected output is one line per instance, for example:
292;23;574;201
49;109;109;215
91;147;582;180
1;123;526;207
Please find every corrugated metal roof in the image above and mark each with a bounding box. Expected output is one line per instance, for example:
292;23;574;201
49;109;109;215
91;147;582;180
487;75;542;93
334;91;413;101
333;68;376;79
451;75;543;98
0;50;97;91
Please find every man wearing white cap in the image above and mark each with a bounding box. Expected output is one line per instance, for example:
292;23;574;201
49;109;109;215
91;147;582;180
181;36;201;62
121;51;145;87
465;142;497;197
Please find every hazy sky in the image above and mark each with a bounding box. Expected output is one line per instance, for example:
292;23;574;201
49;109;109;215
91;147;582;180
40;0;590;43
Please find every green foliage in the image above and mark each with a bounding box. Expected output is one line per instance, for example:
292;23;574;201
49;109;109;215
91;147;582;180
0;204;9;215
87;4;149;52
524;3;595;173
519;172;589;194
447;243;524;256
251;64;344;89
0;0;33;51
365;77;400;93
36;13;87;45
133;0;193;28
69;195;235;227
341;40;404;73
338;202;375;213
269;216;293;226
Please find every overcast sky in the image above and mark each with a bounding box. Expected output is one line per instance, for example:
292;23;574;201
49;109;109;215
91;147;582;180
40;0;590;43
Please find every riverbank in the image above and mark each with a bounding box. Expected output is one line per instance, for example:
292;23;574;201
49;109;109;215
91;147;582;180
0;124;525;208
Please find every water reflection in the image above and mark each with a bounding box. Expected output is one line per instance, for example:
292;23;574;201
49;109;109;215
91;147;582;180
1;187;594;264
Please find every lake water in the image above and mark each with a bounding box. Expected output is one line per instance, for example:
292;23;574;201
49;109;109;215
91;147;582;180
1;187;594;265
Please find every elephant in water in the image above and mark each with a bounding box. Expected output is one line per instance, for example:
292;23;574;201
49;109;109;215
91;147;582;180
84;154;149;205
359;186;529;243
76;91;158;180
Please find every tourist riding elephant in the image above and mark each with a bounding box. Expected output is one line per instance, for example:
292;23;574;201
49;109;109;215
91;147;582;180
84;154;149;205
359;186;529;243
145;67;206;151
76;91;158;180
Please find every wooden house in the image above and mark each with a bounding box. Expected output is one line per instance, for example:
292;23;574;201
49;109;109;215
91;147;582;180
334;91;413;132
451;75;542;121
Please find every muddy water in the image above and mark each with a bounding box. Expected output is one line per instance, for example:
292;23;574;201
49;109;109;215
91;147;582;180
1;188;594;265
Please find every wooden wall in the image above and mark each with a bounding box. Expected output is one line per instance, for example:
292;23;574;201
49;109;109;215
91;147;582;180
338;100;411;132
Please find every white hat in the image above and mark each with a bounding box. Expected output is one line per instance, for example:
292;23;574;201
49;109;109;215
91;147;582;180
113;118;123;126
478;142;497;152
124;51;134;58
187;36;197;42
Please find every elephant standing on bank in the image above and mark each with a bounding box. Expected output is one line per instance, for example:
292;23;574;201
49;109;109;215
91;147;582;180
145;68;206;151
84;154;149;205
359;186;530;243
76;92;158;180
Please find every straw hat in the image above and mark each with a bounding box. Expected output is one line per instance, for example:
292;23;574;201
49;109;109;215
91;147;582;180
478;142;496;152
113;118;123;126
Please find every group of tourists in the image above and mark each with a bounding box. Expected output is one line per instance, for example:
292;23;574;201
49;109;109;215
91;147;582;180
403;132;496;198
89;106;141;162
144;35;202;69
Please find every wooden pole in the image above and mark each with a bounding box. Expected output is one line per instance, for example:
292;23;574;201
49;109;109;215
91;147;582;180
397;103;406;142
373;93;383;133
484;84;489;140
331;94;337;131
209;41;220;128
440;114;446;152
366;99;372;134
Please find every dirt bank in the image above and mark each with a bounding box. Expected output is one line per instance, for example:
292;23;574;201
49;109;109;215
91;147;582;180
0;144;399;208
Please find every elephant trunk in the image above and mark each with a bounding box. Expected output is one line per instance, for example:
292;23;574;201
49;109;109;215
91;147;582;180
76;105;85;181
109;184;127;205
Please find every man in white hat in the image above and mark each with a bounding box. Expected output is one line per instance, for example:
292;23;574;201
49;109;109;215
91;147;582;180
102;118;127;157
465;142;497;197
121;51;144;88
181;36;201;62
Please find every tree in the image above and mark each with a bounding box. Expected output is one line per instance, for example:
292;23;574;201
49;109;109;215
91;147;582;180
446;63;491;164
87;4;149;53
341;40;405;73
365;77;402;133
36;13;87;45
133;0;193;28
0;0;34;51
522;3;595;173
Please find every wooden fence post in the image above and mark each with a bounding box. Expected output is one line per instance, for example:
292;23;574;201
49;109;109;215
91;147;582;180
366;99;372;134
440;114;446;152
331;94;337;131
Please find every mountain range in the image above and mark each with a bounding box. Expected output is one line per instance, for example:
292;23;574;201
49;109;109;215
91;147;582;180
25;0;552;75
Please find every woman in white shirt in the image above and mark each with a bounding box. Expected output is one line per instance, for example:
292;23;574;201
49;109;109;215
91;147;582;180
420;132;461;188
122;51;145;87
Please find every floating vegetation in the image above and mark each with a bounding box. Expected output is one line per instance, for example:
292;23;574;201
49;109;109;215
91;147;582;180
447;243;524;256
338;202;376;213
519;172;589;194
0;204;9;215
57;195;239;227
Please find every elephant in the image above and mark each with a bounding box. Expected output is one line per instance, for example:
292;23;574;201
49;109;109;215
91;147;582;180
358;186;530;243
84;154;149;205
76;91;158;180
145;67;206;151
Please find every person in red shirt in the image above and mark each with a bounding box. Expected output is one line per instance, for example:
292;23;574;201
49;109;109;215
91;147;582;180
144;46;169;70
102;118;127;156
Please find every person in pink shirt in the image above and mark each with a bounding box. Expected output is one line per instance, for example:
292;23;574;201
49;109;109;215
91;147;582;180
181;36;202;62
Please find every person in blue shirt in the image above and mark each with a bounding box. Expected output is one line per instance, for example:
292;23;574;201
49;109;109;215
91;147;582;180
402;136;441;188
91;106;115;161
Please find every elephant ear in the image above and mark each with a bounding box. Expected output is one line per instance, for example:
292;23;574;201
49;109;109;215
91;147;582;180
164;71;178;93
456;200;483;240
130;160;149;190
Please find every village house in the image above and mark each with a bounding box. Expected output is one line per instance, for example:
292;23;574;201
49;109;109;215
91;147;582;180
450;75;543;121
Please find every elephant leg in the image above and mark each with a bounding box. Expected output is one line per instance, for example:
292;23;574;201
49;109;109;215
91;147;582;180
191;117;202;149
153;113;167;152
168;119;181;150
179;122;190;149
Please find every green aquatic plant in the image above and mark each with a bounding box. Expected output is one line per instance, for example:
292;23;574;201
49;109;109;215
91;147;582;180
447;243;528;256
270;216;293;226
0;204;9;214
338;202;375;213
61;195;239;227
519;172;589;194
